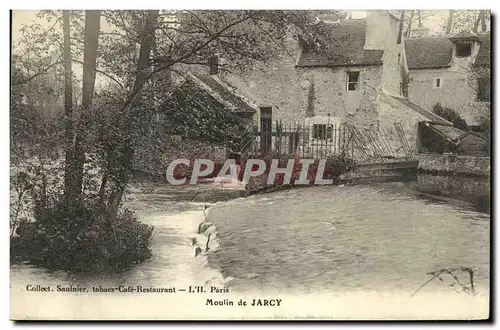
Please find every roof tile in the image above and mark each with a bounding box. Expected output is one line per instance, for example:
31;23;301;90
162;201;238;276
297;19;384;67
404;37;453;69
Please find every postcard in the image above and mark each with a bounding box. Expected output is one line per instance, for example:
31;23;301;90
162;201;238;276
10;9;491;320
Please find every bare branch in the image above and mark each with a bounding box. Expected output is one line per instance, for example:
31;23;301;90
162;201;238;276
12;60;63;86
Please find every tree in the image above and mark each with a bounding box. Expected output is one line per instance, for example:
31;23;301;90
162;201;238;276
441;10;490;35
106;10;159;223
62;10;74;213
66;10;101;216
401;10;432;37
12;10;327;272
446;10;454;35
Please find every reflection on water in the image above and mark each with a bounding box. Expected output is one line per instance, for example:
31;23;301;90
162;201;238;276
207;184;490;295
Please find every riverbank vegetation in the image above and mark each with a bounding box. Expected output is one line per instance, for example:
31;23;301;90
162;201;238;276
11;10;336;272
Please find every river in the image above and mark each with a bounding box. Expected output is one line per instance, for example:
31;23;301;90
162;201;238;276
206;184;490;295
10;178;490;319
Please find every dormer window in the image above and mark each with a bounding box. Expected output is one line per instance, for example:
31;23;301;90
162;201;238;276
450;31;479;59
456;42;472;57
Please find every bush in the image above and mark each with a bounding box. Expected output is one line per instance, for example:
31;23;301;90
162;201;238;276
10;163;154;273
11;202;153;272
432;103;469;131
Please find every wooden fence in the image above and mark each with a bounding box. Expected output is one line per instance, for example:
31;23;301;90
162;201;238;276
239;120;416;163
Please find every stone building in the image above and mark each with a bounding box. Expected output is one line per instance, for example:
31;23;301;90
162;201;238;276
220;10;451;155
404;30;491;127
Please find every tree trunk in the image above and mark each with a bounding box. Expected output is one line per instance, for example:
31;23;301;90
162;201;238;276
69;10;101;215
406;10;415;37
473;11;482;33
480;10;488;32
62;10;75;216
446;10;454;35
108;10;160;223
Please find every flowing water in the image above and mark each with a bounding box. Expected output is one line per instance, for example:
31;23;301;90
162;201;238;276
206;184;490;296
10;179;490;319
10;184;227;310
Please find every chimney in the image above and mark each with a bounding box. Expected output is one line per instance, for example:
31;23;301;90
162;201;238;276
364;11;390;50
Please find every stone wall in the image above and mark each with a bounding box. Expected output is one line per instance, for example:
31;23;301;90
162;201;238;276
222;21;406;129
408;68;490;126
224;60;384;128
377;93;431;155
416;153;490;177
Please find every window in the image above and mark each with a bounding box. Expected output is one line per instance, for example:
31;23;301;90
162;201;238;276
434;78;442;88
477;78;490;102
456;43;472;57
313;124;333;140
346;71;360;91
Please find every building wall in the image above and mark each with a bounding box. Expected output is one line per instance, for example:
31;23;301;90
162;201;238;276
301;65;382;122
407;67;489;125
377;94;432;155
221;42;308;126
222;53;385;129
378;13;402;96
407;40;490;126
223;12;406;133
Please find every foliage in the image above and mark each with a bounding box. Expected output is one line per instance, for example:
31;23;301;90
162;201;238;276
10;162;153;272
161;79;250;147
11;204;153;272
400;67;410;98
478;113;490;154
412;267;476;297
432;103;469;132
439;10;490;35
11;10;331;272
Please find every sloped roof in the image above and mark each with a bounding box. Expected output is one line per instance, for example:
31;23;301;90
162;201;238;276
425;122;486;145
189;73;257;114
405;32;491;69
382;92;453;126
404;37;454;69
474;33;491;67
450;30;480;42
297;19;384;67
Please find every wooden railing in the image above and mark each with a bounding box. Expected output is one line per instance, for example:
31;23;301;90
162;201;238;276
239;120;416;163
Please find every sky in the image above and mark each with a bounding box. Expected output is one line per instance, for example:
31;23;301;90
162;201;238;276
10;9;453;88
12;9;451;43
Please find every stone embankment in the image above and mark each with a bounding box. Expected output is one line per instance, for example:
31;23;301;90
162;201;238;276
416;153;490;177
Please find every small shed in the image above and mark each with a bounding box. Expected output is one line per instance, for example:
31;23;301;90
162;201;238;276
418;122;488;156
